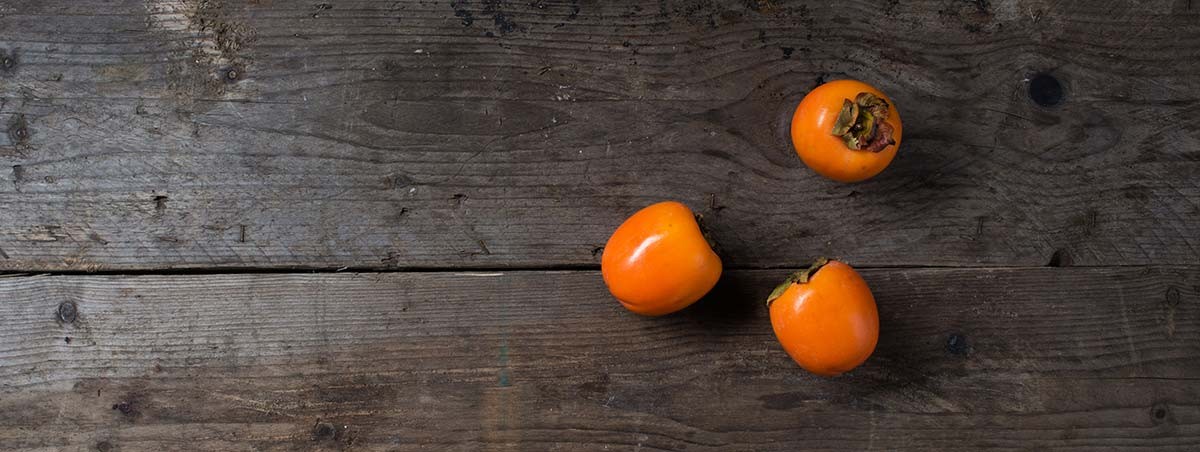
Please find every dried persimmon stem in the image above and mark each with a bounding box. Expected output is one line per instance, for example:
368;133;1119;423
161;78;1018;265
831;93;895;152
765;257;831;306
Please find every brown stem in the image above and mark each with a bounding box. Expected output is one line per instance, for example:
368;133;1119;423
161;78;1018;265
765;257;830;306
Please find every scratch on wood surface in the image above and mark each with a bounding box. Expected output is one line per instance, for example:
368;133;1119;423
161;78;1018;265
26;225;67;242
867;408;877;450
1116;285;1141;365
211;393;297;418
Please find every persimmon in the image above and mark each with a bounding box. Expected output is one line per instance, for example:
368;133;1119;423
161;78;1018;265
767;258;879;376
791;79;903;182
601;201;722;316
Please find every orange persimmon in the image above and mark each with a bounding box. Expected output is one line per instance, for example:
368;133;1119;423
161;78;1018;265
791;79;903;182
767;258;879;376
601;201;722;316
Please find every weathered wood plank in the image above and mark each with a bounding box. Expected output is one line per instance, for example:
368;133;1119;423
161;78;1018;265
0;267;1196;450
0;1;1196;270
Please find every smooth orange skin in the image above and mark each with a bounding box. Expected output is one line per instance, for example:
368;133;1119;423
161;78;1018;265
601;201;722;316
791;79;903;183
769;260;879;376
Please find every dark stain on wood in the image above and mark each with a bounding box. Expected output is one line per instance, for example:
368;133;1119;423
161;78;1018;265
111;397;140;419
945;332;971;356
10;165;23;189
153;195;168;216
88;232;109;245
451;0;474;26
1047;248;1072;267
482;0;521;35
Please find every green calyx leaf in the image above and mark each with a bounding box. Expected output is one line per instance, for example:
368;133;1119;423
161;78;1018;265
831;99;858;136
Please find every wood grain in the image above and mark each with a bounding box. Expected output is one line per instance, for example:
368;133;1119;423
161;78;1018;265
0;1;1196;270
0;267;1196;450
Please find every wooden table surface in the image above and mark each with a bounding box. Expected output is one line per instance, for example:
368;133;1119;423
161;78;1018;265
1;1;1198;450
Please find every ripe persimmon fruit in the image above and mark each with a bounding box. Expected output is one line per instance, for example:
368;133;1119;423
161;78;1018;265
601;201;722;316
791;79;903;182
767;258;879;376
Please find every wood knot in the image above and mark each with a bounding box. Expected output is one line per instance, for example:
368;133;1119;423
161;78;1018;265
1028;73;1064;107
1166;287;1181;307
0;49;15;73
222;66;242;82
8;115;29;144
1151;402;1170;424
57;301;79;324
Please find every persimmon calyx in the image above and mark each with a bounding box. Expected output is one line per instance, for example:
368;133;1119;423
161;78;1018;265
831;93;896;153
765;257;830;306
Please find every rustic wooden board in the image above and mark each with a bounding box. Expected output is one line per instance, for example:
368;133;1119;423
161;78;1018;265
0;267;1196;451
0;1;1197;270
